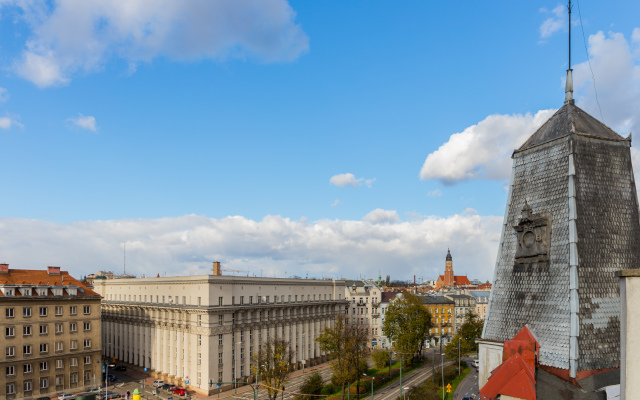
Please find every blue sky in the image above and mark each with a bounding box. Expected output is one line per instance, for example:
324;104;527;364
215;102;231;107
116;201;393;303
1;0;639;282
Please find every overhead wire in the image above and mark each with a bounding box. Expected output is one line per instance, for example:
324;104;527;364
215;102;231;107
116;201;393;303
575;0;605;123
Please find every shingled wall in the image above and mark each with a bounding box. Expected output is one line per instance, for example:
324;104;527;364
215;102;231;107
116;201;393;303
484;139;571;370
573;136;640;370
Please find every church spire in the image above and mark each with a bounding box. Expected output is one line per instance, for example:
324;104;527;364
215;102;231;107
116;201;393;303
565;0;574;104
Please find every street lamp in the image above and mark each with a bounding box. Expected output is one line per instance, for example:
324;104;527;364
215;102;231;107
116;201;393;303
441;354;445;400
403;386;409;400
458;336;461;376
235;341;242;392
363;373;375;400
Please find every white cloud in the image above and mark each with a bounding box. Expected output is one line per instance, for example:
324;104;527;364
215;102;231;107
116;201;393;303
539;5;565;39
329;173;376;188
0;88;8;102
331;199;340;207
67;114;97;132
422;29;640;185
0;212;502;281
363;209;400;224
0;115;24;130
426;189;442;198
420;110;555;183
4;0;310;87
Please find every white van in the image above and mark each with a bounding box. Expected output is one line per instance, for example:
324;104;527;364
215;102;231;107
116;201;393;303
473;360;479;368
152;380;164;387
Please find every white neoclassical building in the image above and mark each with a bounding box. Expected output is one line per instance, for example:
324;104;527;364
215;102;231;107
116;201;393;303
93;272;346;395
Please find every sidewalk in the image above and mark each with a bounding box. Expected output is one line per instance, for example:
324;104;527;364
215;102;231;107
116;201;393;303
123;363;331;399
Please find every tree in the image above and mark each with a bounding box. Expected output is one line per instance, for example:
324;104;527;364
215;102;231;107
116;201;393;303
385;275;391;287
458;310;484;353
299;371;324;400
382;292;432;362
316;315;370;400
443;334;472;361
251;338;293;400
371;348;390;369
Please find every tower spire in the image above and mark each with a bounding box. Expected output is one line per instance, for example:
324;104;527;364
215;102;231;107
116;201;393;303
565;0;574;104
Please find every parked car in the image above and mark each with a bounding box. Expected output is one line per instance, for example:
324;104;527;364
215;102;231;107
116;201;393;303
462;397;473;400
104;374;117;382
473;359;480;368
98;392;122;399
173;387;187;396
152;380;164;387
85;387;102;393
114;365;127;371
58;394;75;400
35;397;51;400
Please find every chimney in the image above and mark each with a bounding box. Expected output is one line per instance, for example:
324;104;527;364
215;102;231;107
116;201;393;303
213;261;222;276
0;263;8;273
47;266;61;275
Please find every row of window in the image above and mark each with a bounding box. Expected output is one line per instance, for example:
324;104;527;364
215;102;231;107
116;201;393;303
5;356;92;377
107;293;337;305
5;305;90;318
5;322;91;337
1;286;75;297
6;371;91;394
5;340;92;357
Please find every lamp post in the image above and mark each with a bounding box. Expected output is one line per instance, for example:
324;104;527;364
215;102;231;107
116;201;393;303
398;354;403;400
458;336;461;376
402;386;409;400
441;353;445;400
235;341;242;392
364;373;375;400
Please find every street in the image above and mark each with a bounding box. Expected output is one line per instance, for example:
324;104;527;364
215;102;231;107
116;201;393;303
452;359;479;400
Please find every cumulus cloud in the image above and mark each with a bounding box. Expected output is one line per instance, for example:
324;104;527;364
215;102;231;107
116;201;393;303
421;28;640;185
426;189;442;198
331;199;340;207
330;173;375;188
67;114;97;132
363;209;400;224
420;110;555;183
0;212;502;281
0;115;24;130
4;0;310;87
539;5;565;39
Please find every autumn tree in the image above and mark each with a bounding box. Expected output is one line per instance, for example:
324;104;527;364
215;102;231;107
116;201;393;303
457;310;484;353
299;371;324;400
251;337;293;400
382;292;432;362
371;348;390;369
316;315;370;400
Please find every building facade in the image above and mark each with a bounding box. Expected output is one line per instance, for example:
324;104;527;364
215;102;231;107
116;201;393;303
0;265;102;400
445;291;476;334
94;274;346;395
378;291;399;349
470;291;489;321
422;296;454;346
343;280;382;348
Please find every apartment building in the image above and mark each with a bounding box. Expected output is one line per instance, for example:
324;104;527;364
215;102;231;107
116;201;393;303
93;272;346;395
0;264;102;400
422;296;455;347
445;291;476;334
343;280;382;347
378;291;399;349
470;291;489;320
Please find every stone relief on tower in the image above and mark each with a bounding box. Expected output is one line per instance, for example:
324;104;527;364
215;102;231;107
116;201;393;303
513;201;551;270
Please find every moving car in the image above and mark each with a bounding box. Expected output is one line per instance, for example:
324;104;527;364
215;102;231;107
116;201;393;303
161;383;176;391
98;392;122;399
85;388;102;393
152;380;164;387
172;387;187;396
114;365;127;371
58;394;75;400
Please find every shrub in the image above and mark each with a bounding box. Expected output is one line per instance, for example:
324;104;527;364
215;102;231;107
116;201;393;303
300;372;324;400
371;348;391;369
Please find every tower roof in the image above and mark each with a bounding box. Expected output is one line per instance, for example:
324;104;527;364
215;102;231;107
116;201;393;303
516;101;626;153
446;248;452;262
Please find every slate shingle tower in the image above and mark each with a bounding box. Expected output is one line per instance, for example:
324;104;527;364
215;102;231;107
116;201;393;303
482;76;640;380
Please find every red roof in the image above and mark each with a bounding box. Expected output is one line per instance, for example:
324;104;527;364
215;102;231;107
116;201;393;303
0;269;99;297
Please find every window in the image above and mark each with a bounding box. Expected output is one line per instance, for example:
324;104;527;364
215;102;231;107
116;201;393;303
183;296;186;304
84;356;91;365
39;361;48;371
23;345;32;355
198;335;202;346
232;296;235;305
295;295;298;302
70;358;78;367
83;322;91;331
218;334;223;346
56;359;63;369
5;326;14;337
23;307;32;317
266;296;270;304
56;375;63;386
56;323;63;334
197;315;202;327
70;322;77;332
53;306;62;316
40;324;48;335
6;346;15;357
218;315;223;326
69;306;77;315
83;339;91;349
55;342;63;352
6;383;15;395
218;352;223;364
288;295;291;302
70;372;78;383
70;340;78;350
249;296;253;304
83;305;90;315
40;377;48;389
84;370;91;383
5;308;14;318
39;343;48;353
23;380;32;392
6;365;15;376
23;363;32;373
197;353;201;365
198;297;202;306
240;296;244;305
218;297;223;306
162;296;165;303
39;307;48;317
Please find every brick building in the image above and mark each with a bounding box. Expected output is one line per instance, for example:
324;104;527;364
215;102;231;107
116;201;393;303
434;250;471;290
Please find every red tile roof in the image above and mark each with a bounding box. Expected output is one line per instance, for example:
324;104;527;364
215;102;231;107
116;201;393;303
0;269;99;297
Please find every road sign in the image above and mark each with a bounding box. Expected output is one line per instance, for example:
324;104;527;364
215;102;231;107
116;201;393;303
216;384;220;389
186;379;190;385
446;383;452;393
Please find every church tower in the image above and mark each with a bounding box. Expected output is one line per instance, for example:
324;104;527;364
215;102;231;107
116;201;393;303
444;249;454;287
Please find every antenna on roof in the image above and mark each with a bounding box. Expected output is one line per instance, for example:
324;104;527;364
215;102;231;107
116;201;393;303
565;0;574;104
